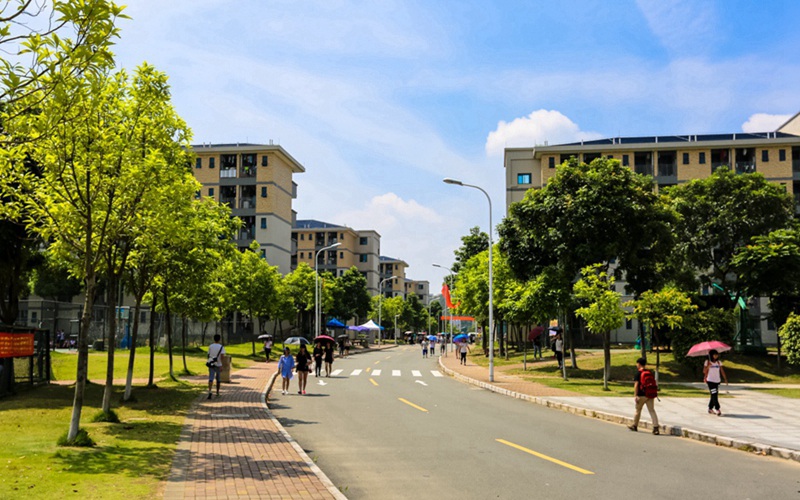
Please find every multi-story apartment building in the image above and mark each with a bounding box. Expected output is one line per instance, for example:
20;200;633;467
503;115;800;345
405;279;431;305
379;256;408;298
192;143;305;275
292;220;382;293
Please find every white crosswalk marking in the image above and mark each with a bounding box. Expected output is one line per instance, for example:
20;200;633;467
331;369;343;376
351;369;362;376
412;370;421;377
431;371;443;377
392;370;401;377
372;369;381;376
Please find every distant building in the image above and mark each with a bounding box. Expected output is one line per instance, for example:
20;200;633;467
292;220;381;294
192;143;305;275
379;256;408;298
405;279;430;305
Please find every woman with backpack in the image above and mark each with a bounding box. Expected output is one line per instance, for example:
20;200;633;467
703;349;728;416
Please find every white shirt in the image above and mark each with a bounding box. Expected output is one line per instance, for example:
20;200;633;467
555;339;563;352
208;343;226;367
705;360;722;383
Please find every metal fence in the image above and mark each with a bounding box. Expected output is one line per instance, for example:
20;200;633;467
0;326;50;398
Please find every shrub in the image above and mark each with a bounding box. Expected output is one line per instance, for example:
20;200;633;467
57;428;95;447
91;409;120;423
778;313;800;366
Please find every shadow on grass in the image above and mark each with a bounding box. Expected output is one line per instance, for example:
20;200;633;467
105;421;184;444
53;445;174;478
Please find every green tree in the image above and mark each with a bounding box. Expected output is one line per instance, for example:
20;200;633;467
665;168;793;298
452;226;489;274
330;266;371;324
625;286;696;379
778;313;800;366
499;157;672;365
283;263;317;336
573;264;625;390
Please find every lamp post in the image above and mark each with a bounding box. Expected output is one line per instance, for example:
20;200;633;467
378;275;398;345
394;314;400;343
315;242;341;338
433;263;454;354
443;178;494;382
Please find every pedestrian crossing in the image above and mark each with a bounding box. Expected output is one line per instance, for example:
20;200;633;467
327;368;444;379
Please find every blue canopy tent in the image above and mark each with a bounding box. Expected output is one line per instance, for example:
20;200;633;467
326;318;346;328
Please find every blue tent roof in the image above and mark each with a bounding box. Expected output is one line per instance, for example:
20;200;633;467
326;318;346;328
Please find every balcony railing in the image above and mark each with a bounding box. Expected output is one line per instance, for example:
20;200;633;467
793;160;800;173
220;196;236;207
735;162;756;174
239;228;255;240
240;196;256;209
657;164;676;177
634;164;653;176
240;166;256;178
220;168;237;178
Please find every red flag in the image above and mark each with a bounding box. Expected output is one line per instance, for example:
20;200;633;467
442;283;459;310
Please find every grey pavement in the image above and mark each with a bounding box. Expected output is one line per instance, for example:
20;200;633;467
441;356;800;462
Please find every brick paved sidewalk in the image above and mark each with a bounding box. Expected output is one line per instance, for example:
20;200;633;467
163;362;345;499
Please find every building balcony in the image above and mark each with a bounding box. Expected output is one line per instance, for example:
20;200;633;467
240;166;257;178
220;168;237;179
657;164;676;177
220;196;236;207
634;164;653;176
240;196;256;209
735;162;756;174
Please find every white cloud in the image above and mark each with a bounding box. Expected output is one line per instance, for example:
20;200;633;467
742;113;793;133
635;0;717;55
485;110;603;156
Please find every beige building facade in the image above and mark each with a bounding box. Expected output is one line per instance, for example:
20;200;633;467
193;143;305;275
292;220;382;293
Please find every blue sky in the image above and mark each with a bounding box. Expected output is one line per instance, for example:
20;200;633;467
112;0;800;287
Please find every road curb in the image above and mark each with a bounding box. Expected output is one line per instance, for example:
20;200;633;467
262;370;349;500
438;358;800;464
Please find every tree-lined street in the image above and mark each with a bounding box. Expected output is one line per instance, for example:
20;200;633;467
272;347;800;499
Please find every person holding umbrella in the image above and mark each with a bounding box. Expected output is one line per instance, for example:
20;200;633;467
704;349;728;416
313;341;324;377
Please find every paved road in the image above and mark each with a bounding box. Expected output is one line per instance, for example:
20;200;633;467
271;346;800;499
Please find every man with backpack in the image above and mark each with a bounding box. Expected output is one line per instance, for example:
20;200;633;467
628;357;660;435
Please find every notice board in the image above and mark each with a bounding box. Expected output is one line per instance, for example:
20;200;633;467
0;332;35;357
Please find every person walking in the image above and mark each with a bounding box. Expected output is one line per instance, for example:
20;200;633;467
207;334;226;400
344;338;350;357
313;341;324;377
533;335;542;361
422;339;428;358
628;357;660;435
458;341;470;365
323;342;334;377
295;344;311;395
703;349;728;416
278;347;295;395
553;333;564;369
264;338;273;363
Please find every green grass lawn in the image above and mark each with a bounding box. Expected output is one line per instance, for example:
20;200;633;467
468;347;800;397
750;388;800;399
0;380;198;499
51;343;262;381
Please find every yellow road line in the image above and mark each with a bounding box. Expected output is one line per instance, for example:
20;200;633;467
370;378;379;386
366;367;371;372
384;356;391;360
374;361;380;365
398;398;428;413
496;439;594;475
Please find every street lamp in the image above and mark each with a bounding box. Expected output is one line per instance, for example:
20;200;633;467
443;177;494;382
315;242;341;338
433;263;455;354
378;275;398;345
394;314;400;343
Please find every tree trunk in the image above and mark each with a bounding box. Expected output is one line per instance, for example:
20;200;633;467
67;275;95;442
603;331;611;390
147;294;157;388
639;321;647;364
201;321;208;346
777;332;782;370
163;288;175;381
568;317;578;369
654;329;661;383
181;314;189;374
250;310;256;356
101;274;119;414
123;293;143;401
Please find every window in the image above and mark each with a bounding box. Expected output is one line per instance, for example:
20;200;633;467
608;155;614;159
242;153;256;167
208;187;214;196
767;318;776;331
359;254;368;263
221;154;237;169
762;150;769;162
339;251;344;258
394;264;398;270
260;250;266;259
583;152;601;163
359;237;368;245
560;154;575;164
548;157;555;168
261;155;269;166
626;318;633;330
699;152;706;164
622;154;629;166
418;284;424;290
31;311;37;322
300;252;304;258
140;311;147;323
194;190;201;199
517;173;532;184
780;149;786;162
339;233;344;239
209;157;215;168
261;186;268;197
682;152;689;165
300;234;305;240
195;158;202;169
260;217;267;229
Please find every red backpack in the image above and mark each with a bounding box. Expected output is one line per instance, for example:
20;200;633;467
640;369;659;399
